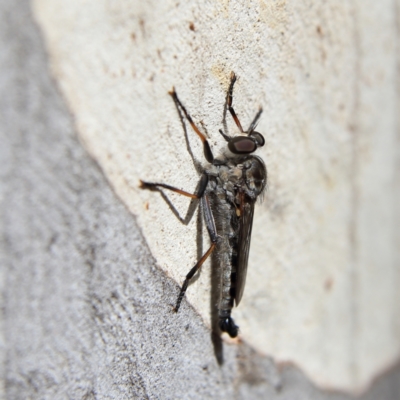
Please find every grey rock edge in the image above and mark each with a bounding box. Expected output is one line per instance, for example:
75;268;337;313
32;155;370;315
0;0;399;399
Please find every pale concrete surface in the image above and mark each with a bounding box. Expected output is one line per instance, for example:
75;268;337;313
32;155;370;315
1;0;400;399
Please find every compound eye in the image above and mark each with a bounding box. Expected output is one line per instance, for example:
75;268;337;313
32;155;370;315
250;131;265;147
228;136;257;154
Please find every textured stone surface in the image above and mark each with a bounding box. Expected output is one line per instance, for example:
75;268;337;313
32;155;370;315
1;0;400;399
30;0;400;393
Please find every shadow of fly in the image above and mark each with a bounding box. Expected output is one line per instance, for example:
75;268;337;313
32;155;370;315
140;72;267;338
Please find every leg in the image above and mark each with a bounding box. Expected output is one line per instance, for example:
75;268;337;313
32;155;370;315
174;194;218;312
247;107;263;134
227;72;244;133
169;88;214;163
174;242;216;312
140;181;198;199
139;174;208;199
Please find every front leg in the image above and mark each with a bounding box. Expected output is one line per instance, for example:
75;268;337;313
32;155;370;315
227;72;244;133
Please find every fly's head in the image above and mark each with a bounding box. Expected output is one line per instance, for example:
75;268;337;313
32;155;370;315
228;131;265;154
219;122;265;156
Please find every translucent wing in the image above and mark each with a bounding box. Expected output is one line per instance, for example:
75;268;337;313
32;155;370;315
235;195;255;306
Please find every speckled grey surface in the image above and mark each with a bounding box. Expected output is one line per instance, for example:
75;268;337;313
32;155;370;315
1;1;399;399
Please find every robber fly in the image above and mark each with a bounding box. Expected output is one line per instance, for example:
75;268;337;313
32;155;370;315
140;72;267;338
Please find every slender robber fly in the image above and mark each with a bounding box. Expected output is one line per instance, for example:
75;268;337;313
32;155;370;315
140;72;267;338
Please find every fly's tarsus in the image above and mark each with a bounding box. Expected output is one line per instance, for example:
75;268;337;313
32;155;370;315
227;71;244;133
